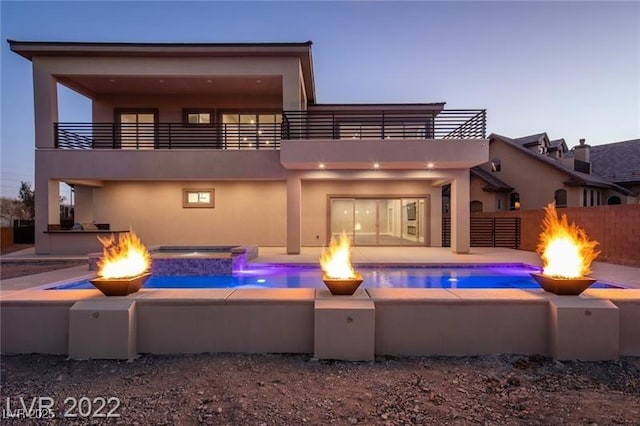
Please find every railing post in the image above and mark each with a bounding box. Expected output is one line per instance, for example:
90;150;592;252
54;123;59;148
332;112;336;139
112;123;117;149
168;123;172;149
381;111;385;139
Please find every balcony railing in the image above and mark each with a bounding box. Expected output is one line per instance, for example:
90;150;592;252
54;109;486;150
282;109;486;140
55;123;282;150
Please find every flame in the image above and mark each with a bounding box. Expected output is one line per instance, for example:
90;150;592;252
536;202;600;278
320;232;357;279
96;230;151;279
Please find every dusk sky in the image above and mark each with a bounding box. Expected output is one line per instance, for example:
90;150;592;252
1;1;638;198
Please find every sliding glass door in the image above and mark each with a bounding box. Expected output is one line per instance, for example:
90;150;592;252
329;197;426;246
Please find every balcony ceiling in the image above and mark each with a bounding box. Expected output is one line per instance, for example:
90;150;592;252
58;75;282;97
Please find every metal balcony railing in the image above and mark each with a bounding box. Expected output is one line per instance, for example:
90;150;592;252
282;109;486;140
54;109;486;150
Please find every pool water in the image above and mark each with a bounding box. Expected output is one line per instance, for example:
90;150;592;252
49;264;619;290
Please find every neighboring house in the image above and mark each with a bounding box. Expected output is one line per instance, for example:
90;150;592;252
469;133;635;213
590;139;640;202
9;40;488;255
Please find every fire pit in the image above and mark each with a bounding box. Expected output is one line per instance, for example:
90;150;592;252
90;231;152;296
532;203;600;296
320;233;363;296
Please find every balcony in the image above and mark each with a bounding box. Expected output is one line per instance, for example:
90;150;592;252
54;109;486;150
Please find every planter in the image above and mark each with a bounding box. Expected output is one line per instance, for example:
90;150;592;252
530;273;596;296
89;273;151;296
322;272;363;295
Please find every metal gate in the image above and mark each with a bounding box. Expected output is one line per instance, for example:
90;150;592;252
442;217;520;249
13;219;35;244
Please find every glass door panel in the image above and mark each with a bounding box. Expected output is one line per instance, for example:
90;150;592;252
118;112;155;149
329;197;426;246
354;199;378;245
330;199;354;241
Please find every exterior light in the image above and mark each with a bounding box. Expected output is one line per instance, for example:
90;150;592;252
373;162;380;169
318;163;325;169
427;162;435;169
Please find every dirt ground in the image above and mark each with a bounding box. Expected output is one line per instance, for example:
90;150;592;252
1;353;639;425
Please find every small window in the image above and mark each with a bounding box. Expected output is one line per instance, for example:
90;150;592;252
607;196;621;205
183;189;214;208
554;189;567;208
509;192;520;210
491;158;501;172
470;200;483;213
184;109;213;125
497;199;502;211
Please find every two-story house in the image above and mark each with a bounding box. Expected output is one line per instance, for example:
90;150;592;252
470;133;634;213
9;40;488;255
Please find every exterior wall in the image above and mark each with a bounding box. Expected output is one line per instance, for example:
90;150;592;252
92;181;287;247
482;140;581;209
93;93;283;123
475;204;640;266
469;175;499;213
300;180;439;247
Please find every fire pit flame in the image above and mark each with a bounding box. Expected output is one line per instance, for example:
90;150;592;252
97;231;151;279
536;202;599;279
90;230;151;296
320;233;363;295
320;232;357;279
532;203;600;295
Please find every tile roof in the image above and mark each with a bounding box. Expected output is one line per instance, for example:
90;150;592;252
490;133;633;196
590;139;640;184
513;133;547;147
470;166;514;192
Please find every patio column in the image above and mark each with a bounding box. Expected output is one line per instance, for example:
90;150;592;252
450;170;470;254
74;186;94;224
33;61;58;148
286;172;302;254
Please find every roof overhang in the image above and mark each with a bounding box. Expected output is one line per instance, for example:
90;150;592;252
8;39;316;103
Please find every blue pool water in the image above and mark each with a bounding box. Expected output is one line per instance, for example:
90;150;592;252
49;264;620;290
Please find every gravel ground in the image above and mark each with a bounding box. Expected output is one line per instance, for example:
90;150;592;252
1;353;639;425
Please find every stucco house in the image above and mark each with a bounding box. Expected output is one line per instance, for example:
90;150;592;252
470;133;635;213
9;40;488;255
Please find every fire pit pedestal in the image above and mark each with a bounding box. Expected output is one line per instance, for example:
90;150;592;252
530;273;596;296
322;272;363;296
90;273;151;296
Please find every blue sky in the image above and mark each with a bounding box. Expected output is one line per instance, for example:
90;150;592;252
1;1;639;198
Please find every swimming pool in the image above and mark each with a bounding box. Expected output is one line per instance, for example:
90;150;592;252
48;264;620;290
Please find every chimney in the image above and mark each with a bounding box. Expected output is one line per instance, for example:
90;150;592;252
573;138;591;173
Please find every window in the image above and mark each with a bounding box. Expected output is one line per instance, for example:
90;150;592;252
221;112;281;149
607;196;621;205
470;200;483;213
583;189;588;207
183;189;214;208
116;109;157;150
497;199;503;211
509;193;520;210
554;189;567;208
183;109;213;125
590;190;594;206
491;158;501;172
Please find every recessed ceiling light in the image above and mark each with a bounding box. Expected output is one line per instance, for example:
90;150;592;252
256;79;262;84
159;79;165;83
373;162;380;169
427;162;435;169
109;79;115;83
318;163;325;169
207;79;213;83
